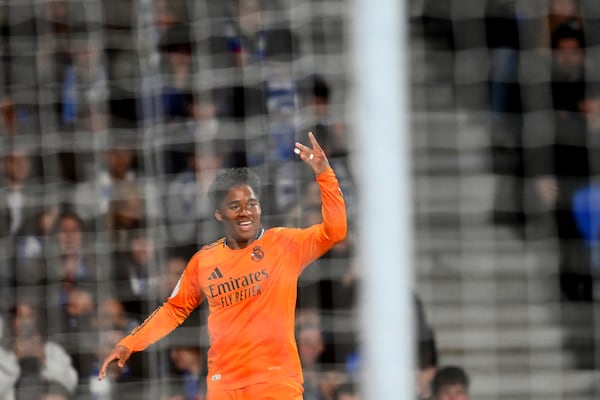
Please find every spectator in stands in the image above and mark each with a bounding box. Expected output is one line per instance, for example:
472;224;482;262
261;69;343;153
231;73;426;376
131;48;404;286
276;74;354;219
580;87;600;177
0;98;17;136
0;146;39;238
96;296;139;333
0;301;78;399
105;182;150;254
158;24;195;122
157;257;187;300
90;329;145;399
138;2;191;123
11;210;97;316
431;366;470;400
550;23;587;113
542;0;584;49
54;211;96;281
0;316;19;400
102;0;136;32
63;286;95;337
14;204;60;280
415;293;438;400
72;100;112;137
12;210;86;309
162;92;222;175
0;97;36;137
59;30;108;131
57;107;113;186
298;74;347;158
296;318;325;400
62;287;96;333
72;142;138;224
4;0;73;118
45;212;97;309
164;147;224;255
112;230;160;318
208;0;301;169
528;23;594;300
485;1;529;231
296;309;351;398
488;0;583;100
417;337;439;400
166;346;207;400
154;0;189;33
333;382;360;400
60;286;98;389
497;2;588;235
272;75;338;213
100;0;141;127
209;0;299;69
187;93;220;147
165;331;207;400
40;381;71;400
0;146;43;310
106;47;142;128
318;366;350;400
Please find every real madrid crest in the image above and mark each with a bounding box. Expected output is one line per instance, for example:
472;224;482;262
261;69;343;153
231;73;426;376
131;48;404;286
251;246;264;261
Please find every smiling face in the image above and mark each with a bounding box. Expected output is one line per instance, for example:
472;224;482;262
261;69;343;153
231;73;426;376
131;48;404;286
215;183;261;249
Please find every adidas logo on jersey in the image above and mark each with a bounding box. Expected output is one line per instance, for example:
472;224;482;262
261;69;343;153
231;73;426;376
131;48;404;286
208;267;224;280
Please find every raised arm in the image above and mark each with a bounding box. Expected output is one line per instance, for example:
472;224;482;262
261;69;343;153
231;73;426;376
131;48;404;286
295;132;347;245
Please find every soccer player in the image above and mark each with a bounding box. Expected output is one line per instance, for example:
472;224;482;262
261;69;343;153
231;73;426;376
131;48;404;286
98;132;347;399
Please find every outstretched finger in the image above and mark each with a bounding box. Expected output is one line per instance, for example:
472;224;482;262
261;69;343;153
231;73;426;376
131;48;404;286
98;355;116;380
294;141;311;152
308;131;324;152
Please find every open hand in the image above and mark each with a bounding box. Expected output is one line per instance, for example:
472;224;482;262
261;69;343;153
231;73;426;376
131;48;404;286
294;131;330;175
98;344;131;380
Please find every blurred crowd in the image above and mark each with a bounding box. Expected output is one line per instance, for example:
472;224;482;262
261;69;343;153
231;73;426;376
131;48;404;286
7;0;581;398
0;1;363;399
420;0;600;301
483;0;600;302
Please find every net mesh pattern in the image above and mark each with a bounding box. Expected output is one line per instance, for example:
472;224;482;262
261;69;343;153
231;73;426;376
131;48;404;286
1;0;600;398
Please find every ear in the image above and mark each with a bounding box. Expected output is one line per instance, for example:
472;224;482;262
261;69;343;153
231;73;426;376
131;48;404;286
214;209;223;222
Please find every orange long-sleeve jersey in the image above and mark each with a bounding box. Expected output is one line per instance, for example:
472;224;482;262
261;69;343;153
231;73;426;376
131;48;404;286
118;167;347;390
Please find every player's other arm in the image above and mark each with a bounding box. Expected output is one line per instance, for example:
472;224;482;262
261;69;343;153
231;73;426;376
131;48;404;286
98;255;204;380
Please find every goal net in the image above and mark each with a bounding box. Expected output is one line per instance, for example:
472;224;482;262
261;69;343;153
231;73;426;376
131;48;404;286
1;0;599;399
